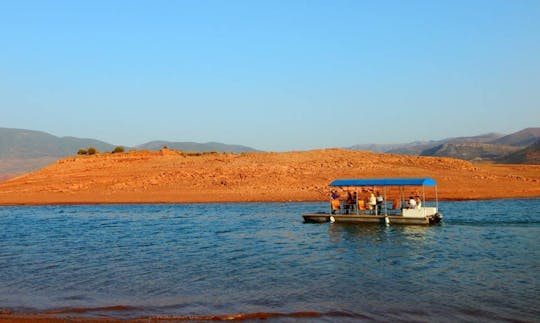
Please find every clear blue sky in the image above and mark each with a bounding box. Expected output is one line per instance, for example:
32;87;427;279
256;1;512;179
1;0;539;151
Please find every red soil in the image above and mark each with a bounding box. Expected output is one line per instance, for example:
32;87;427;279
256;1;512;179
0;148;539;205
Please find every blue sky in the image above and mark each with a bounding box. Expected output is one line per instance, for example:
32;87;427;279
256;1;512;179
1;0;539;151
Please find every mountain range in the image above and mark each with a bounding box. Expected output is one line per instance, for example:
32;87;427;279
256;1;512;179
0;126;539;180
349;128;540;163
136;141;257;153
0;127;257;178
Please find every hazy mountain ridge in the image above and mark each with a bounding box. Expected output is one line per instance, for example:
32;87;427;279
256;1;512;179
350;129;539;163
0;128;116;158
0;127;259;177
446;133;505;144
348;142;432;154
385;133;505;155
488;128;540;147
420;143;520;161
496;140;540;164
350;133;504;156
137;141;258;153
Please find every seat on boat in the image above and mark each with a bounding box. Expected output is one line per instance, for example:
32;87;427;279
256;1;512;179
358;200;366;210
392;199;400;210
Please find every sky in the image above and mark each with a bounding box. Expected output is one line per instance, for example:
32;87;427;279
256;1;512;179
1;0;539;151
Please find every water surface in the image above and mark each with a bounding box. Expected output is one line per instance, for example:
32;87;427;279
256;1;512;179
1;199;539;321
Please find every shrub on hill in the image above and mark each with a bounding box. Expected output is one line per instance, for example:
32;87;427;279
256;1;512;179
112;146;125;153
87;147;97;155
77;149;88;155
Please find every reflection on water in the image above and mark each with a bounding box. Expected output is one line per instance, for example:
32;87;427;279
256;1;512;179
328;223;384;243
328;223;431;245
393;225;431;241
0;199;539;322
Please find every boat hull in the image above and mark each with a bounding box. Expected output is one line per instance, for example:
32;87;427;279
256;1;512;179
302;213;442;225
302;212;331;223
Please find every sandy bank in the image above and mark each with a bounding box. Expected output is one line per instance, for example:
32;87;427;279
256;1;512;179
0;148;539;205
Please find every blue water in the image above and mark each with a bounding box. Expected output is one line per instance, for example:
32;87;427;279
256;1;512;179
1;199;539;322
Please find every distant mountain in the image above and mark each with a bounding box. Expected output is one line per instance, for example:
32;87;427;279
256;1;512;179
349;129;540;164
444;133;504;144
385;141;440;155
0;128;259;179
348;143;425;154
420;143;520;161
488;127;540;147
0;127;116;159
496;140;540;165
385;133;504;155
136;141;258;153
0;127;119;177
350;133;504;155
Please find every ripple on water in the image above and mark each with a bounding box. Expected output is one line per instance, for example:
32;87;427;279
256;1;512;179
0;199;539;321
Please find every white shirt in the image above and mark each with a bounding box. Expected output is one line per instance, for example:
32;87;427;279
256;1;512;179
368;195;376;206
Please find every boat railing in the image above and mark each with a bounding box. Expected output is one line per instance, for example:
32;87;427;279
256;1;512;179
333;201;401;216
332;201;437;217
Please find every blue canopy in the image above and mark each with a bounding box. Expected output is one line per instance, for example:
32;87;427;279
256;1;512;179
330;178;436;187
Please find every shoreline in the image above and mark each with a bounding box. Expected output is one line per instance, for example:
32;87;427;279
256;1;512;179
1;195;539;207
0;310;331;323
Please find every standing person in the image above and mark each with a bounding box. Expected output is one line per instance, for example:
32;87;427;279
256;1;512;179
408;196;417;209
368;192;377;214
415;195;422;209
376;191;384;214
345;191;354;214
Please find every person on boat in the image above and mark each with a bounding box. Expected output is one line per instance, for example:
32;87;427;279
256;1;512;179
375;191;384;214
368;192;377;214
330;190;340;214
408;196;417;209
345;191;354;214
415;196;422;209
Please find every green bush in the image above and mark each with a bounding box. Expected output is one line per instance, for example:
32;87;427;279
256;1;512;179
87;147;97;155
112;146;125;153
77;149;88;155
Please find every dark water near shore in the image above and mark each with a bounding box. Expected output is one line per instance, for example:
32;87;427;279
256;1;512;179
1;199;539;322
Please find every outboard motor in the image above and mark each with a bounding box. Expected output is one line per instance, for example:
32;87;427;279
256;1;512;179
429;212;443;224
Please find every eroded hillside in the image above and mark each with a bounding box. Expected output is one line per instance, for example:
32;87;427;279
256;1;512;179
0;148;539;205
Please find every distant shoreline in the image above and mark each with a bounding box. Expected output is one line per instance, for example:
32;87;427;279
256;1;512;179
1;195;539;207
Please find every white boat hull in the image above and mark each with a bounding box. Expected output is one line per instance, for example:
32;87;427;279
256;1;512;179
302;212;443;225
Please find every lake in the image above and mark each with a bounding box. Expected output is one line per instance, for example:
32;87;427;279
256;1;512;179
1;199;539;321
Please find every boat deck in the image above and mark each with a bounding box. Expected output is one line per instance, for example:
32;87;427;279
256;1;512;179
302;212;442;225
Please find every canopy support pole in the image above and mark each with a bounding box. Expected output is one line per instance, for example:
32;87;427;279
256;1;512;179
383;186;387;216
356;187;359;215
400;186;404;211
422;185;426;207
435;185;439;210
